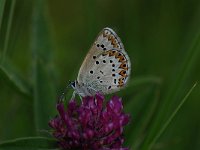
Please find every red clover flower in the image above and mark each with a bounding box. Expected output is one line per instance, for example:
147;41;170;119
49;93;130;150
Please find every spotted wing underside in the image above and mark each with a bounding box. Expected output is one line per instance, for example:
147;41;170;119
77;28;131;94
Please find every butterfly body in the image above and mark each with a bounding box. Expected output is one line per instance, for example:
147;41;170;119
72;27;131;97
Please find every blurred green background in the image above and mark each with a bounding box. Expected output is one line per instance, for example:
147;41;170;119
0;0;200;149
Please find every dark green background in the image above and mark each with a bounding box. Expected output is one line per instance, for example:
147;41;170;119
0;0;200;149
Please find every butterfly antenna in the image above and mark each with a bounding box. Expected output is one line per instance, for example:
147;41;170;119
58;81;72;103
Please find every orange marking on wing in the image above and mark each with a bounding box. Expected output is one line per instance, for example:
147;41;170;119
102;51;126;63
108;35;119;48
102;51;109;56
117;78;124;87
119;63;128;70
103;29;121;49
108;50;117;56
108;34;113;40
115;52;126;62
119;70;127;78
110;36;116;45
102;50;116;57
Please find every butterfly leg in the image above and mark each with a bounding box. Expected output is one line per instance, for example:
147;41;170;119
78;94;83;101
71;91;84;101
70;91;76;100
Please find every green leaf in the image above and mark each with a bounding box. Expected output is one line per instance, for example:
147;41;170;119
0;137;57;150
31;0;56;131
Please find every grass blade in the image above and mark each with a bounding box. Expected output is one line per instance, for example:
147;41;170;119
147;83;197;150
0;0;6;32
1;0;16;63
31;0;56;131
0;137;57;150
141;30;200;149
124;85;160;149
0;60;31;96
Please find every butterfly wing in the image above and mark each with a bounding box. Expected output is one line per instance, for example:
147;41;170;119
97;27;124;50
77;27;131;94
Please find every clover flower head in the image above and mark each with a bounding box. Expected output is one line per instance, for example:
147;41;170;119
49;93;130;150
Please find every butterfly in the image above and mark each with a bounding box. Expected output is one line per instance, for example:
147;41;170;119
71;27;131;97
